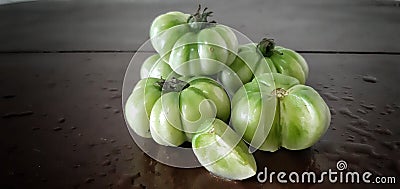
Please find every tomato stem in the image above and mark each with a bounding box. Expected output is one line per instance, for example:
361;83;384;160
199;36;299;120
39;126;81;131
272;88;288;99
257;38;283;57
155;77;190;93
187;4;216;30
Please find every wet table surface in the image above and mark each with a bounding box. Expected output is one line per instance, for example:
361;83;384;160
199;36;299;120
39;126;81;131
0;0;400;189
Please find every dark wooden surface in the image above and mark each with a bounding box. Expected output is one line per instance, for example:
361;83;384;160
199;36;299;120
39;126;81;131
0;0;399;52
0;0;399;189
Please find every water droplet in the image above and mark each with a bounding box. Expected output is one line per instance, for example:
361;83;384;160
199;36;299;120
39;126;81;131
357;109;368;114
323;92;339;101
102;159;111;166
53;127;62;131
339;107;360;119
346;134;356;141
104;104;112;109
347;125;374;139
58;118;66;123
2;94;16;99
329;90;338;93
380;112;388;116
109;88;118;92
110;94;121;99
384;105;395;114
33;148;41;152
360;103;375;110
341;96;354;101
85;177;95;183
374;128;393;135
349;118;369;128
342;142;383;159
362;75;377;83
2;111;34;118
360;137;367;143
342;86;352;89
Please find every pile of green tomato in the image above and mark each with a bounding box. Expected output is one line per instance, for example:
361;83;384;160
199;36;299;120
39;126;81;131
125;6;331;180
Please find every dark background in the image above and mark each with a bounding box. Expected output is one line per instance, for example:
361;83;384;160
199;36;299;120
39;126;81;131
0;0;399;188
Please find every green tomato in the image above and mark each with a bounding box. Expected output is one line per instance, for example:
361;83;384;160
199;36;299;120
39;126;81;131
192;119;257;180
140;54;179;79
124;77;231;146
219;38;309;94
125;78;162;138
231;73;330;152
150;6;238;76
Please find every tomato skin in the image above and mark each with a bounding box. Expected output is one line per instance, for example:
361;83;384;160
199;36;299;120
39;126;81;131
231;73;330;151
150;11;238;76
125;78;162;138
192;119;257;180
184;77;231;123
140;54;179;79
279;85;331;150
124;77;230;146
150;92;186;146
218;43;309;94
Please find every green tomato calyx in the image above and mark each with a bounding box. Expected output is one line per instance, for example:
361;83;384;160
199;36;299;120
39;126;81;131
272;88;288;99
257;38;283;58
187;4;216;30
155;77;190;93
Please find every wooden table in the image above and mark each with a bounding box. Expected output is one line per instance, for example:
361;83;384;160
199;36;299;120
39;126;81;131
1;0;399;188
